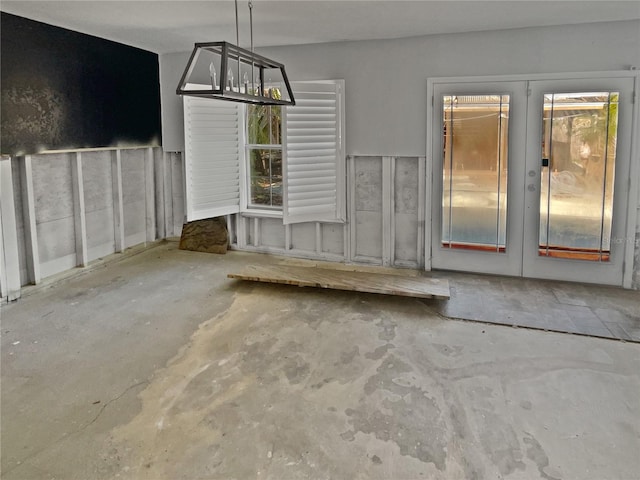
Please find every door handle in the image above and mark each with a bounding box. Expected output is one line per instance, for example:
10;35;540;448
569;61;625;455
541;158;549;167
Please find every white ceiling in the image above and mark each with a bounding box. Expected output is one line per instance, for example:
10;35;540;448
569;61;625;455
2;0;639;54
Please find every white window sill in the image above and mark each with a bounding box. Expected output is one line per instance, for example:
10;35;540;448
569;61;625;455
240;209;283;219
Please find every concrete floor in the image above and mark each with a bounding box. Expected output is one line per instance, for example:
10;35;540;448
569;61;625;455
2;241;639;480
432;273;640;342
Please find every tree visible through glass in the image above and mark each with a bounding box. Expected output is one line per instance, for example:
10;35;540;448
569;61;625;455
247;101;282;207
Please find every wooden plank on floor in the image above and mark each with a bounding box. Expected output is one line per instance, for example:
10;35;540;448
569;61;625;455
228;264;450;299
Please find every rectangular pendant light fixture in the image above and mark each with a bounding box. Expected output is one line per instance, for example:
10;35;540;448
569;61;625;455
176;41;295;106
176;1;295;106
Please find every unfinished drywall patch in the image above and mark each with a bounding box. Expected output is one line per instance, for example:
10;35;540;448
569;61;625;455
290;223;315;252
121;150;146;247
259;217;286;249
11;157;28;284
322;223;344;255
354;157;383;261
394;157;420;265
32;153;76;276
4;146;176;291
82;151;115;261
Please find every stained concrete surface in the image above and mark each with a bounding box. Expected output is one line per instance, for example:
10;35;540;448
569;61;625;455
2;241;639;479
432;272;640;342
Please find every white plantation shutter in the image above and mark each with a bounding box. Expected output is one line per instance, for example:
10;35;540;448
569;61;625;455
183;93;242;221
283;80;346;224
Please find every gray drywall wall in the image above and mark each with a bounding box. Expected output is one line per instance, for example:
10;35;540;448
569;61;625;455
354;157;383;260
121;149;147;247
230;156;422;268
160;20;640;155
394;157;420;264
170;152;185;236
259;217;286;249
6;147;175;287
11;157;27;285
32;153;76;276
322;223;344;256
82;151;116;261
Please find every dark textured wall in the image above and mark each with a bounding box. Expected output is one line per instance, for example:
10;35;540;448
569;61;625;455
1;12;161;155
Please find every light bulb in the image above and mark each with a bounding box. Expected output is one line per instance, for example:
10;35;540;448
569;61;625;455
227;69;234;91
209;62;217;89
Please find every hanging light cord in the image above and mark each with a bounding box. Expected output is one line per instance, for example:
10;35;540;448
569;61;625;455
249;1;254;53
234;0;240;47
233;0;257;94
249;1;255;93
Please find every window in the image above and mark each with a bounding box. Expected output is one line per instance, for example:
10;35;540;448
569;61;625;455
183;80;346;225
246;105;282;209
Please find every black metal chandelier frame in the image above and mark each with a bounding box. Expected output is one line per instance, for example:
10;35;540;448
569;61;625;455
176;1;295;106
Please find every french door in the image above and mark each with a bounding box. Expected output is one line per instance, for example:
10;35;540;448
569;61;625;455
430;75;636;286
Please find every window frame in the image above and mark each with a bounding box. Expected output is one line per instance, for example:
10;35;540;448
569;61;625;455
244;104;284;214
182;80;346;224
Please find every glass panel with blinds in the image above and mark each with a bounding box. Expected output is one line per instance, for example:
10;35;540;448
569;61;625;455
441;94;510;252
539;91;619;261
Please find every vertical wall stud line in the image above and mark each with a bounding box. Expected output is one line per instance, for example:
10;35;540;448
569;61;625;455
111;150;125;253
285;224;292;251
382;156;392;267
181;150;188;227
417;156;427;269
225;214;232;246
166;153;175;237
225;214;236;245
154;148;166;240
236;215;247;249
389;156;397;266
160;152;169;238
0;157;22;300
315;222;322;254
447;98;454;250
253;217;260;246
0;195;7;299
343;160;350;261
144;147;156;243
623;75;640;288
71;152;88;267
424;80;434;272
20;155;41;283
348;155;356;262
343;221;350;262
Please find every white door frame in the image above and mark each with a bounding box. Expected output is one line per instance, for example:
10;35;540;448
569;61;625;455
429;80;527;277
426;71;639;288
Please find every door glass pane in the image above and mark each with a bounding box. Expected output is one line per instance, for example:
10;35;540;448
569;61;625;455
539;92;619;261
442;95;510;252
